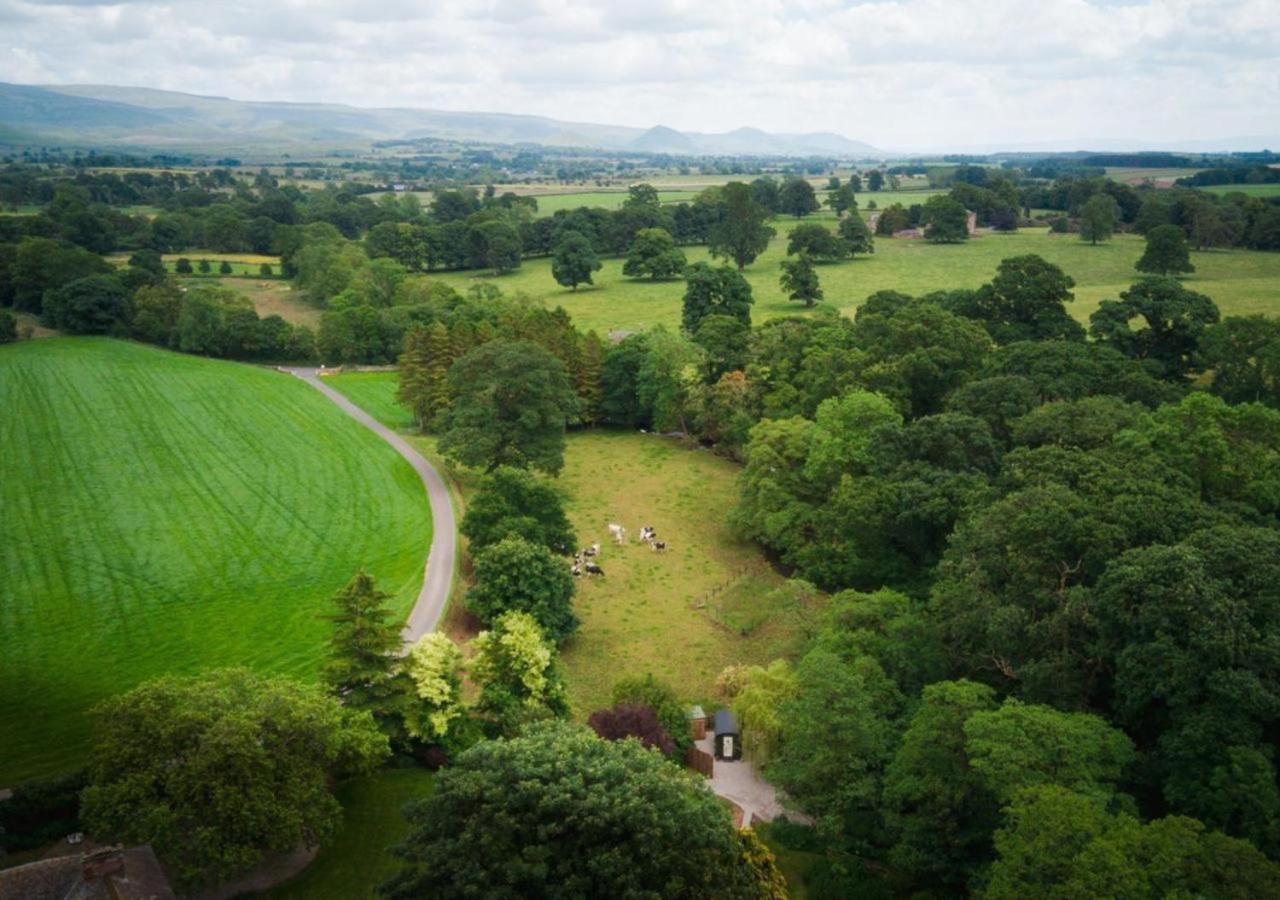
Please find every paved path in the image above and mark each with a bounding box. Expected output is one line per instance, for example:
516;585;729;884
282;367;456;643
695;734;789;826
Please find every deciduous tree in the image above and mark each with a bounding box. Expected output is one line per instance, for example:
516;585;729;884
466;535;578;642
682;262;753;332
381;722;780;899
437;340;579;474
708;182;775;271
461;466;576;554
623;227;687;280
1079;193;1120;245
780;254;823;307
80;669;386;888
550;231;601;290
1136;223;1195;275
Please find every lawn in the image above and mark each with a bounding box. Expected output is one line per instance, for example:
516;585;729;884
0;338;432;783
424;221;1280;335
262;768;434;900
320;372;802;717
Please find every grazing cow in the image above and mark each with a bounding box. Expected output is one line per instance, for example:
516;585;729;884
608;523;626;545
571;564;582;577
585;562;604;576
652;541;667;552
581;546;596;559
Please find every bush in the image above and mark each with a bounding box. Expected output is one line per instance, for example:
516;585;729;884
260;263;274;277
588;702;677;756
0;308;16;343
611;673;692;754
198;259;211;274
174;257;193;274
0;771;86;853
219;261;233;275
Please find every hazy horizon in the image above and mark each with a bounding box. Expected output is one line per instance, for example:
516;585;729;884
2;0;1277;151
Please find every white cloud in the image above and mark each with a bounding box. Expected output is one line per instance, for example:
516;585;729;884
0;0;1277;147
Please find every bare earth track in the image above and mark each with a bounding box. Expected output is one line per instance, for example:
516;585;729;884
283;368;456;642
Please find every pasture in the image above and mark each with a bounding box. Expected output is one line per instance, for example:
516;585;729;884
529;189;699;216
265;768;435;900
321;373;805;717
108;251;281;273
1203;183;1280;198
0;338;431;783
425;222;1280;335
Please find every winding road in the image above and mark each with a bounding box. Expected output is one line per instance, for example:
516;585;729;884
283;368;456;644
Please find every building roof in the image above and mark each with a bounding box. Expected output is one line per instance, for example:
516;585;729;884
0;845;174;900
714;708;740;735
687;705;706;720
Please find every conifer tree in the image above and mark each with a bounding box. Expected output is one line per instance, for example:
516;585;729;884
575;330;605;425
397;326;432;427
323;571;405;731
421;321;452;425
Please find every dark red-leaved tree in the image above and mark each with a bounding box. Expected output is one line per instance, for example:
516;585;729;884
587;702;676;757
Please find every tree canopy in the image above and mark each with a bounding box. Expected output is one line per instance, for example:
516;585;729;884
437;340;579;474
80;669;386;888
381;722;780;899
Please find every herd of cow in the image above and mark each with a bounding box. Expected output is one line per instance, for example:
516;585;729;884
570;523;667;578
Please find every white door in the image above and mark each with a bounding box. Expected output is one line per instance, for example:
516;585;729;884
723;735;734;758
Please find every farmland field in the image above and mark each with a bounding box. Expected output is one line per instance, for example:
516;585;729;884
1203;183;1280;198
0;338;432;783
107;251;283;277
323;373;804;716
425;222;1280;335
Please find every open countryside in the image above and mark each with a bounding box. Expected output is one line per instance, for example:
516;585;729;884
425;223;1280;334
4;3;1280;898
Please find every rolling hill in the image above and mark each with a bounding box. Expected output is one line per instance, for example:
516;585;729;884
0;82;880;157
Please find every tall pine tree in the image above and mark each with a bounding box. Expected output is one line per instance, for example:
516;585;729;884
422;322;452;422
576;331;605;425
323;571;405;733
397;326;432;427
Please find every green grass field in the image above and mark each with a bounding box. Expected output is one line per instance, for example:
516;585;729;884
0;338;431;783
1203;183;1280;198
263;768;434;900
530;190;700;216
322;372;801;716
323;372;417;430
424;222;1280;335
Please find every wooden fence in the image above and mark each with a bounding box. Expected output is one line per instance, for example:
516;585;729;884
686;745;714;778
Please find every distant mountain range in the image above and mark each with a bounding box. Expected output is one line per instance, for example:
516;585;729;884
0;82;881;158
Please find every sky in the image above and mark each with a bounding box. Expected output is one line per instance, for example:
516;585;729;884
2;0;1278;150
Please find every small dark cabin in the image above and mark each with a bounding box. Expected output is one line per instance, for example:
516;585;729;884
713;708;742;761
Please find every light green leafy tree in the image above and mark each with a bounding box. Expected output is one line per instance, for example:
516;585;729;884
401;632;464;744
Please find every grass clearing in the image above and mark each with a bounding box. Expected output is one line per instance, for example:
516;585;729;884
323;371;417;431
320;372;800;716
425;222;1280;335
0;338;431;783
262;768;434;900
